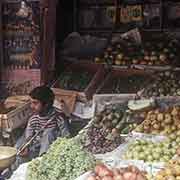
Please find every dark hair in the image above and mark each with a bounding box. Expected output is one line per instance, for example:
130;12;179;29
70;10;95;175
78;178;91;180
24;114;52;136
29;86;55;107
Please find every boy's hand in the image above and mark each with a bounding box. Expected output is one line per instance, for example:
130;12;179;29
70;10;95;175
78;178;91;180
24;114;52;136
19;147;29;157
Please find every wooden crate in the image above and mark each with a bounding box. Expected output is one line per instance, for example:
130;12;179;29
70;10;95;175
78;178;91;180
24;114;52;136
53;62;107;102
96;68;154;94
0;102;32;131
52;88;77;114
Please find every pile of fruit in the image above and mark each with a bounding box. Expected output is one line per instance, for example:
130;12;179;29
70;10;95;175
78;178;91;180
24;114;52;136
84;125;124;154
168;132;180;150
98;105;147;134
123;139;177;163
58;70;93;91
155;159;180;180
92;106;134;134
94;37;179;66
27;138;95;180
135;106;180;135
142;71;180;97
94;38;138;66
87;164;147;180
82;105;140;154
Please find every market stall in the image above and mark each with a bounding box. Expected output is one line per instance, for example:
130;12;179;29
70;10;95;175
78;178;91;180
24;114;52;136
7;95;180;180
0;0;180;180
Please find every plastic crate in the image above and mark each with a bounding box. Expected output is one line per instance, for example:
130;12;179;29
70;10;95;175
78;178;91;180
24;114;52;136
0;102;32;131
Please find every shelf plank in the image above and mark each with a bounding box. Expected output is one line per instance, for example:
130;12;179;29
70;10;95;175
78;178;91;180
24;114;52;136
3;0;40;3
79;1;161;7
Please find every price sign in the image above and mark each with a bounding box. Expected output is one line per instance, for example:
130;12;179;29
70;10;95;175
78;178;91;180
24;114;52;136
106;6;116;23
120;5;142;23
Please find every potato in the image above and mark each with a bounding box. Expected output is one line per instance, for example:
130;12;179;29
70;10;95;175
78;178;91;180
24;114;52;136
157;113;164;121
164;114;172;123
150;114;156;120
153;123;161;130
156;174;164;180
171;107;178;116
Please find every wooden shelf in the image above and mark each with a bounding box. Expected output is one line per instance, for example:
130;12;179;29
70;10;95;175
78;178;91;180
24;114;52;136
119;1;160;5
76;0;180;34
142;28;163;32
3;0;40;3
79;1;161;7
4;31;33;37
79;3;116;7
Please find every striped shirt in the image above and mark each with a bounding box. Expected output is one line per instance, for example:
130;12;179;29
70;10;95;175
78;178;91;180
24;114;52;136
25;107;70;140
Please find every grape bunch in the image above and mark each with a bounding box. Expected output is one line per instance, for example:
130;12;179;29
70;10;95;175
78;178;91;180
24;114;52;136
83;126;124;154
27;138;95;180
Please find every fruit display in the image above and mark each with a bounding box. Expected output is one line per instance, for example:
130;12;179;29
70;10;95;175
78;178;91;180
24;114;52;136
94;37;179;66
87;164;147;180
123;139;177;163
155;159;180;180
135;106;180;135
81;105;143;154
27;138;95;180
58;70;93;91
142;71;180;97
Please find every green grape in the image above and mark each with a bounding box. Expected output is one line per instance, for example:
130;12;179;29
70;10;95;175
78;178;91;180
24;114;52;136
27;137;95;180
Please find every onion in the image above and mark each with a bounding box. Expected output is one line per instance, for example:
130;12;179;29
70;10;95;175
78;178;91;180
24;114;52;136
95;164;113;177
130;165;139;174
95;164;107;175
102;175;114;180
96;176;101;180
98;168;113;177
129;173;137;180
114;174;123;180
87;175;97;180
123;172;134;180
112;168;120;176
136;173;147;180
119;168;125;174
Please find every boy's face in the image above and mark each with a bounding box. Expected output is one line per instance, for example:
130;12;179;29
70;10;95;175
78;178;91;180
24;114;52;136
30;97;43;114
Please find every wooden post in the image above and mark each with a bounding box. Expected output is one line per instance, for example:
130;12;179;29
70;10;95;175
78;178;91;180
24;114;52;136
0;1;3;78
40;0;57;85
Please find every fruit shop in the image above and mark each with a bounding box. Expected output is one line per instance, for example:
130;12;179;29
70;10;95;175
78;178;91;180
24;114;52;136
0;0;180;180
